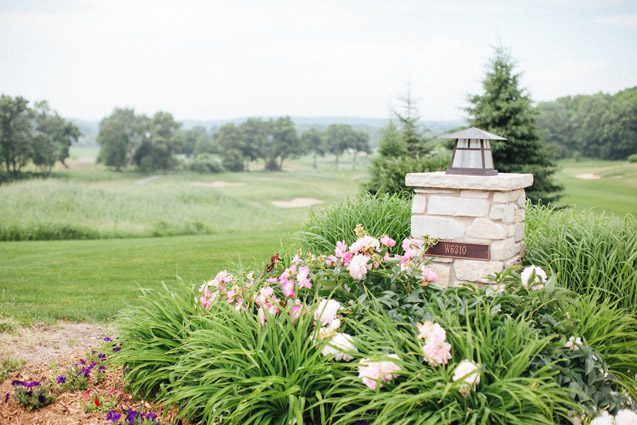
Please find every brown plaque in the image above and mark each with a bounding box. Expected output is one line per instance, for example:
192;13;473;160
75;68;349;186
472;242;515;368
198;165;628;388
426;241;490;260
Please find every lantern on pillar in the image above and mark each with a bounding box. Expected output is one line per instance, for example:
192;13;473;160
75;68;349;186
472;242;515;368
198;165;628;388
441;127;506;176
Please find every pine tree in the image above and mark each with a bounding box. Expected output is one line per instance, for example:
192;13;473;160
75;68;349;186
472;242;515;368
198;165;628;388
467;47;562;204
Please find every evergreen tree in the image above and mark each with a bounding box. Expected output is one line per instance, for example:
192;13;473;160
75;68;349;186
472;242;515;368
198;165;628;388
467;47;562;204
395;86;430;156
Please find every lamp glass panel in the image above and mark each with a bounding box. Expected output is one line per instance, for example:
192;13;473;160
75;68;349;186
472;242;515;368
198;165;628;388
469;139;481;148
484;150;494;168
457;139;469;148
452;150;483;169
484;140;491;149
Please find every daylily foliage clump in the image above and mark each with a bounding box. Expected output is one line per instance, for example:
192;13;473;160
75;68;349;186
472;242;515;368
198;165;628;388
116;226;637;425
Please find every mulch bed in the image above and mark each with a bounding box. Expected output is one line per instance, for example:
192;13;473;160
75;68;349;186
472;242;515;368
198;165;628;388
0;324;186;424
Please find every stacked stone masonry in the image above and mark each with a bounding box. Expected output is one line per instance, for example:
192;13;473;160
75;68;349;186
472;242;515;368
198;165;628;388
406;172;533;287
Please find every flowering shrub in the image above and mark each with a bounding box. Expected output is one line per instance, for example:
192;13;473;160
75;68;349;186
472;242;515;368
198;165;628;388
115;228;637;425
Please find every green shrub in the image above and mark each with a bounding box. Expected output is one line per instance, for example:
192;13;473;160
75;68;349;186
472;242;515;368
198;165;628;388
365;151;449;197
627;153;637;163
298;194;411;253
188;154;224;173
525;204;637;313
221;149;245;172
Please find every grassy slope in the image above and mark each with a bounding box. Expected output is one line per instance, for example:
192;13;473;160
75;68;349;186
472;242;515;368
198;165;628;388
0;231;292;324
555;159;637;216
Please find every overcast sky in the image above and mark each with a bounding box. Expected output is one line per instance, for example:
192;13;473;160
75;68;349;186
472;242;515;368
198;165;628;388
1;0;635;121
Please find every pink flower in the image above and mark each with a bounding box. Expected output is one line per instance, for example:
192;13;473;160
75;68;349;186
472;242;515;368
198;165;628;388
422;340;452;367
380;235;396;247
401;237;422;259
342;251;353;266
289;299;304;321
416;321;446;344
347;254;370;280
257;307;266;326
297;266;312;289
335;241;349;258
281;279;295;298
420;266;438;285
358;354;401;390
325;255;338;266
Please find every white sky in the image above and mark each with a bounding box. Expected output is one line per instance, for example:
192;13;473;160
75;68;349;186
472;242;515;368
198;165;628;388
1;0;636;121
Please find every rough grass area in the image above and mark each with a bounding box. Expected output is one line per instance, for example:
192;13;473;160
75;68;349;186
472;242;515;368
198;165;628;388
0;150;367;241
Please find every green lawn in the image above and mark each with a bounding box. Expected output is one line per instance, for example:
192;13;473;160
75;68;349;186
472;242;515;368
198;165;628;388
0;231;293;324
556;159;637;217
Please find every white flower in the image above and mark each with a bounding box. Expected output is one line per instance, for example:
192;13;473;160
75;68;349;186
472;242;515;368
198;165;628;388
347;254;371;280
317;318;341;340
321;332;357;361
314;299;340;327
564;336;583;351
590;411;615;425
520;265;547;290
616;409;637;425
452;359;480;396
349;235;380;254
358;354;401;390
416;321;446;344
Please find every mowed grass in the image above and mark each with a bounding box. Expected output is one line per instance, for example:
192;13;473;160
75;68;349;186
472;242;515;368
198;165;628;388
0;231;293;324
556;159;637;217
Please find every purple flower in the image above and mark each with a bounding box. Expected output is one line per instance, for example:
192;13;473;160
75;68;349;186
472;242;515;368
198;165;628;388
12;380;40;389
106;409;121;422
98;366;106;373
98;353;107;361
4;392;9;403
126;408;141;424
103;337;113;342
56;375;66;384
146;412;157;420
113;346;122;353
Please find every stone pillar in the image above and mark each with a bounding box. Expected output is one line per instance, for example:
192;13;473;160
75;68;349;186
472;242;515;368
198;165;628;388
405;171;533;287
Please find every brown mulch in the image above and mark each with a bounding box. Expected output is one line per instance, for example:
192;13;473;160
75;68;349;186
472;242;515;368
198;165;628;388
0;323;186;424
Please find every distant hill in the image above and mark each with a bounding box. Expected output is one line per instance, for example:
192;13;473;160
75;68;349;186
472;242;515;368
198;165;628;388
71;116;465;148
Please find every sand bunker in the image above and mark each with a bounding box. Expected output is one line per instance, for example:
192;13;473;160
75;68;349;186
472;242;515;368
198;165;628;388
272;198;323;208
575;173;601;180
135;175;160;185
190;181;246;188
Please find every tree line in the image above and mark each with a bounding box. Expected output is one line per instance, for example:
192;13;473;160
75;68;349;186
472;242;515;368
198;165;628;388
96;110;371;172
0;95;80;177
536;87;637;160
